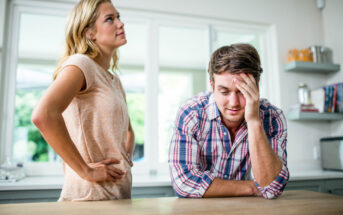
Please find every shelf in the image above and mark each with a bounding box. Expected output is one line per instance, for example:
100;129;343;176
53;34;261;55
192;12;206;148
284;61;340;73
287;110;343;121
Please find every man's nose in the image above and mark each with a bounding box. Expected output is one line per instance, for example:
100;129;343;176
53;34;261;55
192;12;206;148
228;93;240;106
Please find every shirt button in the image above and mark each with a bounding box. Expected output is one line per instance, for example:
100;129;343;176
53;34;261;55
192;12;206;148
224;175;228;179
224;132;227;135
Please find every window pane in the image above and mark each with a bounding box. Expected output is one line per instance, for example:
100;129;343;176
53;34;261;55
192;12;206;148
158;26;208;163
215;31;260;52
13;64;57;162
119;67;145;162
119;22;147;162
13;13;65;163
159;25;208;68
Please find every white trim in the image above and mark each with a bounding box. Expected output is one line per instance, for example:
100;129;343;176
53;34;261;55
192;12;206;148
1;0;71;172
0;0;6;48
263;25;281;107
146;19;159;176
2;1;21;162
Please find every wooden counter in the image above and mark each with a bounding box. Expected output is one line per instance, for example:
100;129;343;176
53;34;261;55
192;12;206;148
0;190;342;215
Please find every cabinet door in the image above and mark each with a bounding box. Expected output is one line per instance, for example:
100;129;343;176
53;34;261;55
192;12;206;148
285;180;325;193
325;179;343;196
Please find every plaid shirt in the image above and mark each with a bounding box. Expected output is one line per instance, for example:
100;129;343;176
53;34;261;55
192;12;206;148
168;92;289;199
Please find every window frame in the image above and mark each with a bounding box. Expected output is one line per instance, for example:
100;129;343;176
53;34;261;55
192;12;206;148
0;0;280;177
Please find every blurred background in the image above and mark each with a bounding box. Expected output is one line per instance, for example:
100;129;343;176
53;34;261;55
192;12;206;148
0;0;342;202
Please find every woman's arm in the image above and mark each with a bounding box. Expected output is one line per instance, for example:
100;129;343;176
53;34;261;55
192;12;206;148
32;65;124;182
125;121;135;166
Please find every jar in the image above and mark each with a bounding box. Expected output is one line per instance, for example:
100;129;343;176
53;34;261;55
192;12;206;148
298;82;309;105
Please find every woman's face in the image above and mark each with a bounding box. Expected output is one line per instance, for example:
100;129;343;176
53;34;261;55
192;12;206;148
90;2;126;53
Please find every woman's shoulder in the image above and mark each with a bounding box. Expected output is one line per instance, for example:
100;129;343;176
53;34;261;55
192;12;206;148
63;54;94;66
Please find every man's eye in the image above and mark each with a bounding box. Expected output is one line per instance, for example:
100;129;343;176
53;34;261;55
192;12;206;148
117;15;120;20
220;91;228;95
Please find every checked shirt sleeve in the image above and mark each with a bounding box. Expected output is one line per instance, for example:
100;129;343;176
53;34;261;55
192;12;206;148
254;110;290;199
168;107;214;198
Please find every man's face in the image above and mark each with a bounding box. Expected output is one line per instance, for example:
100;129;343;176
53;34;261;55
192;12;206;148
211;72;246;126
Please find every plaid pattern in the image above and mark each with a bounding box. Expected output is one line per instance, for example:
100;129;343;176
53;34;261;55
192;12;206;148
169;92;289;199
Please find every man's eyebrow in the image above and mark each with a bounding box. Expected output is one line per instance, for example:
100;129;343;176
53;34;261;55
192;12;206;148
217;85;229;90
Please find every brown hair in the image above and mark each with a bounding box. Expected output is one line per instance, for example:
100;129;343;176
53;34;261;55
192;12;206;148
208;43;263;84
53;0;118;80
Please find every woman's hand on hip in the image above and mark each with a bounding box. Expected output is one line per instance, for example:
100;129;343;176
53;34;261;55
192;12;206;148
83;158;125;182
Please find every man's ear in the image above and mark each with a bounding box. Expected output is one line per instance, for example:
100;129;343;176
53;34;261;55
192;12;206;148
210;80;214;92
84;27;96;41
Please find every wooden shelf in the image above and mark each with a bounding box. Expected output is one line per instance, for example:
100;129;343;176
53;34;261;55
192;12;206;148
284;61;340;73
287;110;343;121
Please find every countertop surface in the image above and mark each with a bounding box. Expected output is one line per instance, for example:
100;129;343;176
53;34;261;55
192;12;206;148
0;190;343;215
1;169;343;191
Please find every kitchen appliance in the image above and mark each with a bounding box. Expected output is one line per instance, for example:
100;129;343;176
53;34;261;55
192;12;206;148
320;136;343;171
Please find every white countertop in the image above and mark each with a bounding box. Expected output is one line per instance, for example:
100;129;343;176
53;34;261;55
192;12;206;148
0;174;172;191
1;170;343;191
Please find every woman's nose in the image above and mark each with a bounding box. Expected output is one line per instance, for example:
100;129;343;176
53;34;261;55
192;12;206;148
116;19;124;28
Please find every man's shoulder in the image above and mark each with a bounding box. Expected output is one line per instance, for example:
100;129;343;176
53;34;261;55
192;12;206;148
180;91;212;112
259;98;285;119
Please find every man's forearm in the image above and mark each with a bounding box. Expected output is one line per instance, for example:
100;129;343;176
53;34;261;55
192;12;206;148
203;178;260;198
247;120;282;187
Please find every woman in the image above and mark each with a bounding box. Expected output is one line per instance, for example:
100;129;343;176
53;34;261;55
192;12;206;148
32;0;134;201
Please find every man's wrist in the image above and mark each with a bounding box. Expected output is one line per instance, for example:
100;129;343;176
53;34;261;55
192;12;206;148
246;119;261;128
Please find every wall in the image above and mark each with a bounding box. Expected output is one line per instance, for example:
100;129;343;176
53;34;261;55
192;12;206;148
113;0;328;171
322;0;343;137
1;0;340;171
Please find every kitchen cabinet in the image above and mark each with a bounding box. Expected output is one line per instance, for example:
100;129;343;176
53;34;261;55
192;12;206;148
1;178;343;204
1;191;343;215
325;179;343;196
0;185;175;204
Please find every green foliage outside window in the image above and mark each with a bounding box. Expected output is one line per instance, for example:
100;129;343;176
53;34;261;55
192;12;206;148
14;89;145;162
15;89;48;162
126;93;145;145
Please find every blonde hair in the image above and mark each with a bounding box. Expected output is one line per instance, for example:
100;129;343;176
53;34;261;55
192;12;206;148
53;0;118;80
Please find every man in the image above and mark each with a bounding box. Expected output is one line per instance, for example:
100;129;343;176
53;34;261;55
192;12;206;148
168;44;289;199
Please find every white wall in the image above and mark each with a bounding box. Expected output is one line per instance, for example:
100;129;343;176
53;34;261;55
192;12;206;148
1;0;341;171
114;0;332;171
322;0;343;137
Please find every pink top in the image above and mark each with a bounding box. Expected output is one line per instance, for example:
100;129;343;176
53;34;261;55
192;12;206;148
58;54;132;201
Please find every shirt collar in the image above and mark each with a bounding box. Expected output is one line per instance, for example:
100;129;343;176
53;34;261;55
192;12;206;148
207;93;221;120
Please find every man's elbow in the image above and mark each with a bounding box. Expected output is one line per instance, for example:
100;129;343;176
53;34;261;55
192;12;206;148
172;183;202;198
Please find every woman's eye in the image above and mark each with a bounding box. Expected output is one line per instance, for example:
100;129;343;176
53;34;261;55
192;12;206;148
106;17;113;22
117;15;120;20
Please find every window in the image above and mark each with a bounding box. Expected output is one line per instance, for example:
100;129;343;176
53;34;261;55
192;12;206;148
1;1;275;177
13;13;66;163
158;25;208;163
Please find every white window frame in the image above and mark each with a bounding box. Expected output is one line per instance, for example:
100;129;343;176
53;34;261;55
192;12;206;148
1;0;73;175
0;0;280;177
